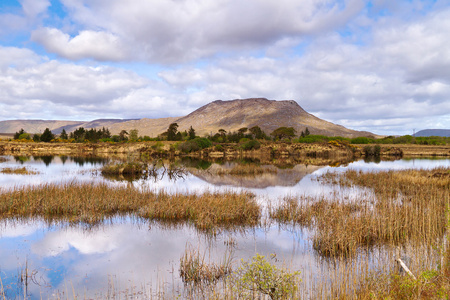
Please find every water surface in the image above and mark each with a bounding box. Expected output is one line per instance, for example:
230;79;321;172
0;155;448;298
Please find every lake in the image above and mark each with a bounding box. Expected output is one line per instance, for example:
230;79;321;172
0;155;448;299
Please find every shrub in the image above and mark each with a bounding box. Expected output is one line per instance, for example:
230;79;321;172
240;140;261;150
233;253;300;299
178;138;212;153
351;137;373;144
297;135;328;143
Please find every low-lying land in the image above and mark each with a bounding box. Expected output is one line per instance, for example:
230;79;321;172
1;140;448;162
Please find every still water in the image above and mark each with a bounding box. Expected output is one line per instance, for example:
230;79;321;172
0;155;448;299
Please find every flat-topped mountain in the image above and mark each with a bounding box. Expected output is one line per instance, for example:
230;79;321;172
169;98;373;137
1;98;374;138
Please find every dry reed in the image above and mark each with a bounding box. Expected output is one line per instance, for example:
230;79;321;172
0;167;38;175
179;245;233;285
0;182;260;229
271;167;450;257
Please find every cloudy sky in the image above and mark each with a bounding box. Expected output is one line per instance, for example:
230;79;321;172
0;0;449;135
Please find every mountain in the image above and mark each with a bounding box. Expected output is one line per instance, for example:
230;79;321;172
0;119;133;135
414;129;450;137
0;98;374;138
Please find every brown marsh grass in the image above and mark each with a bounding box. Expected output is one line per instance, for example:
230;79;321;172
0;182;260;230
179;244;233;285
214;164;278;176
0;167;38;175
271;167;449;257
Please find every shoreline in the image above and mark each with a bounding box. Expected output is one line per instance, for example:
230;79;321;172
0;141;448;160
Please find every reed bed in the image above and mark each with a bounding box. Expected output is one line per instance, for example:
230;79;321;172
214;164;278;176
101;162;147;175
179;245;233;285
0;182;260;229
271;167;449;257
0;167;38;175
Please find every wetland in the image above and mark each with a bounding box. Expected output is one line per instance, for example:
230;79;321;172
0;154;449;299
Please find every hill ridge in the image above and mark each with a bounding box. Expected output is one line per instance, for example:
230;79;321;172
0;98;374;138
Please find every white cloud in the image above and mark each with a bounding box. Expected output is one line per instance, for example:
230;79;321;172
31;28;129;61
37;0;365;63
19;0;50;18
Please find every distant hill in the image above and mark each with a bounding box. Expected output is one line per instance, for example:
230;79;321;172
0;119;133;134
0;98;374;138
414;129;450;137
109;98;374;138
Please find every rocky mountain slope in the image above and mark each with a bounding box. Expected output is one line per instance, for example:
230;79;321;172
1;98;374;138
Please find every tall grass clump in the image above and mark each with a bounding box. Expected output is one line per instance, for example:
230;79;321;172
0;183;261;229
214;164;278;176
101;162;147;175
271;167;450;257
0;167;38;175
179;244;233;285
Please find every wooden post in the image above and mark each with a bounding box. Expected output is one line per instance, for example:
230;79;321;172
396;247;416;280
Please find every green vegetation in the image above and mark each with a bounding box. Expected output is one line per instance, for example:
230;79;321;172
232;253;301;299
177;137;212;153
270;127;296;140
240;139;261;150
69;127;112;142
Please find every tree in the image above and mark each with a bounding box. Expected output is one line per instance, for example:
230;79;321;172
167;123;179;141
72;127;86;142
218;129;227;137
129;129;139;141
119;130;128;141
40;128;55;142
18;133;31;140
249;126;266;139
270;127;296;140
14;128;25;140
188;126;196;140
60;129;68;140
305;127;310;136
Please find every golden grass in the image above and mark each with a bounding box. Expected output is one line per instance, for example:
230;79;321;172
271;167;449;257
0;182;260;230
214;164;278;176
0;167;38;175
179;244;233;285
270;166;450;298
101;162;147;175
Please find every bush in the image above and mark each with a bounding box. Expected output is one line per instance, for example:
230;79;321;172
364;145;381;157
297;135;328;143
241;140;261;150
351;137;373;144
233;253;300;299
178;138;212;153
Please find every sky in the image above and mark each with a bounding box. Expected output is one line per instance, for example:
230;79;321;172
0;0;449;135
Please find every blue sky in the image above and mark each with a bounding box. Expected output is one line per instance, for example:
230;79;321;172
0;0;449;135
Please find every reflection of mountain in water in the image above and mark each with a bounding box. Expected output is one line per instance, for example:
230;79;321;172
189;163;324;188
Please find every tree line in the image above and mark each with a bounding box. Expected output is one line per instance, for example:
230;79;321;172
12;124;311;143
